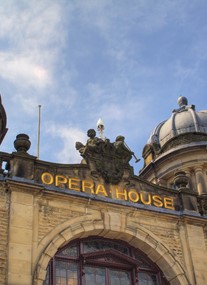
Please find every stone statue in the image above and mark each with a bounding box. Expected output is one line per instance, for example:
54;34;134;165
76;129;102;158
75;129;134;184
85;129;102;154
114;135;133;163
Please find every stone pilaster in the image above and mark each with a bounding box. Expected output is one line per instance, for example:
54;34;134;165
184;223;207;284
8;189;34;285
195;167;207;195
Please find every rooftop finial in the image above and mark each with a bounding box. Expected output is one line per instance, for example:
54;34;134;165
177;96;188;107
97;118;104;139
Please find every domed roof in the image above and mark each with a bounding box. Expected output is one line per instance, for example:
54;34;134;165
147;96;207;153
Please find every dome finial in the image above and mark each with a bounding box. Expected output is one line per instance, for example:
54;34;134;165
177;96;188;107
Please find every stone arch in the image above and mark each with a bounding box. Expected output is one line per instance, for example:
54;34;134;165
34;213;190;285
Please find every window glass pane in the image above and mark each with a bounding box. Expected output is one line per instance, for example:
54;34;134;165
56;260;78;285
46;238;167;285
138;272;158;285
83;266;105;285
109;269;131;285
134;252;151;269
83;240;129;255
59;244;78;258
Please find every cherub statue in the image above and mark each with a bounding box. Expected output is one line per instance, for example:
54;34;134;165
75;129;102;158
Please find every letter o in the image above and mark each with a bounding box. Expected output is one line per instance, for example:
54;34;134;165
128;190;139;203
41;172;54;185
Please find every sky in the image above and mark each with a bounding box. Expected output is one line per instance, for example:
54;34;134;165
0;0;207;174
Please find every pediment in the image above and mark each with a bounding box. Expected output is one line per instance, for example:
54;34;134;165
82;249;141;269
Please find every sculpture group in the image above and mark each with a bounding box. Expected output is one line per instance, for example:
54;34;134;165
76;129;134;184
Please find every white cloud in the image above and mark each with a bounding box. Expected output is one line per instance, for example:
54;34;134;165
47;124;87;163
0;52;51;88
0;0;206;171
0;1;64;47
0;1;66;89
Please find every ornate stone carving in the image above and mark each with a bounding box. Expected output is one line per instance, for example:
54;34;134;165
198;195;207;216
76;129;133;184
173;171;189;189
14;134;31;153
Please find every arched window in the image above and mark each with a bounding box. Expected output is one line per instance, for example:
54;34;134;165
44;237;169;285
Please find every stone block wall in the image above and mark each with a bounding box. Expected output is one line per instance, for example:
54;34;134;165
0;185;9;285
1;181;207;285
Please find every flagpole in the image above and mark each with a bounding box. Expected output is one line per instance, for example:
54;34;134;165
37;105;41;159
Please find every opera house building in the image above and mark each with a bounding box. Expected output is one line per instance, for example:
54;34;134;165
0;96;207;285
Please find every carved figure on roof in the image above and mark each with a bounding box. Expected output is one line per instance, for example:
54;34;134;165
114;135;133;164
75;129;134;184
85;129;102;154
103;138;114;155
76;129;102;159
75;142;85;155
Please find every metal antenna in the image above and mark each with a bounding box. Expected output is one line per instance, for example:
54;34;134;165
37;105;41;159
97;118;104;139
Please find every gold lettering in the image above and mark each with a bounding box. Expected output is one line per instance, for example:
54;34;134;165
116;187;127;201
140;192;152;205
55;175;67;187
95;184;108;196
82;180;94;194
69;178;81;191
41;172;54;185
164;197;174;210
128;190;139;203
152;195;163;207
40;172;175;211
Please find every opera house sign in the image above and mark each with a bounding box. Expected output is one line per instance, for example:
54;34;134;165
1;130;199;215
41;171;175;210
37;129;190;213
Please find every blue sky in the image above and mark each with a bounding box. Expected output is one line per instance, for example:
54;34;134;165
0;0;207;174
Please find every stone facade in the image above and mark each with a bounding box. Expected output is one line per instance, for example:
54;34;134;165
0;148;206;285
0;97;207;285
0;184;9;285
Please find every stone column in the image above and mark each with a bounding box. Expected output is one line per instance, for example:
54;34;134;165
195;167;207;195
184;168;194;191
